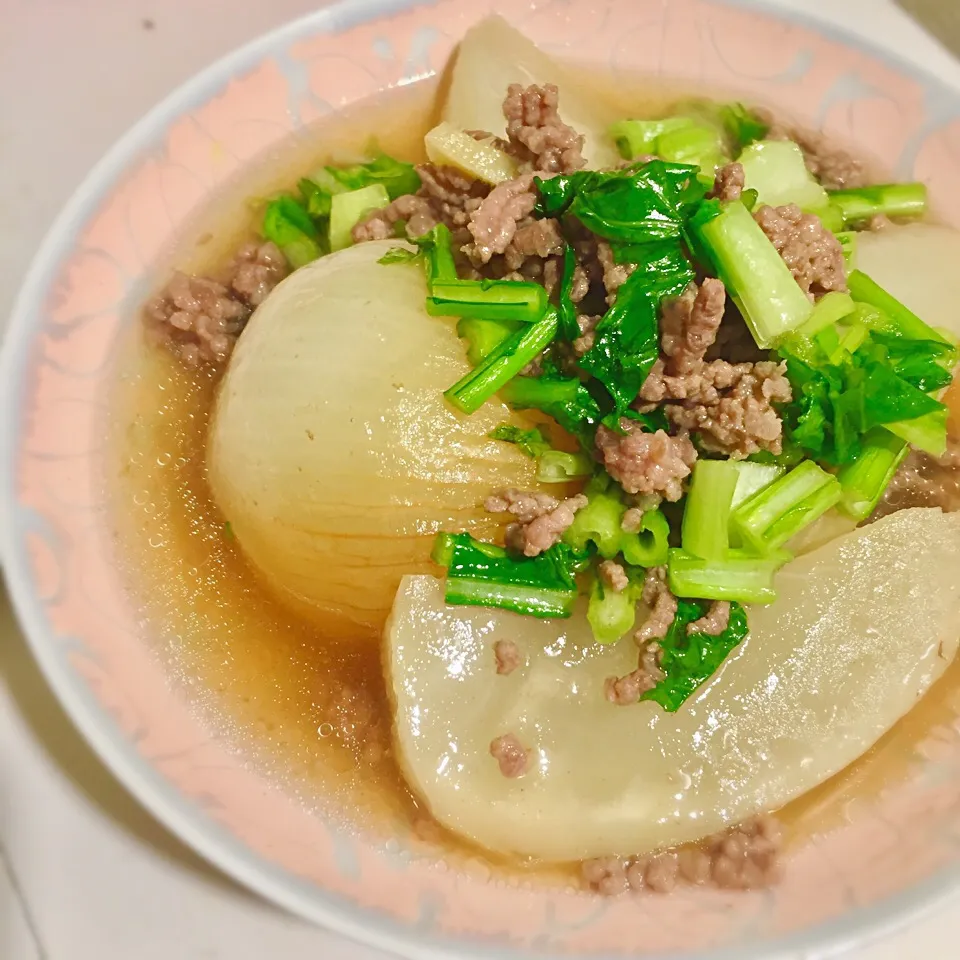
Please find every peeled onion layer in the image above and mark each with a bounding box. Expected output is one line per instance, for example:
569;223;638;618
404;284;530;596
207;239;543;638
443;15;620;170
855;223;960;339
386;508;960;861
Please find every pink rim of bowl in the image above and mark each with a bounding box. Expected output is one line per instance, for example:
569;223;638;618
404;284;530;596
5;0;960;957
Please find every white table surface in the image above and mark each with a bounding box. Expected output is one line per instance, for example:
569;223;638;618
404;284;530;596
3;1;960;958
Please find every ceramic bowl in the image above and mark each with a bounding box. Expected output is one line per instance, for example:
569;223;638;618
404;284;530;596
5;1;960;957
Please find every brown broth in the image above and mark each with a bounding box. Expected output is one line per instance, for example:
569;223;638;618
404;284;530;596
108;74;959;884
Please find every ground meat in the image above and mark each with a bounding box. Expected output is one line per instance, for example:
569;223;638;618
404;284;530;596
660;279;726;376
663;360;792;458
627;853;680;893
581;814;783;896
641;357;751;406
144;272;249;366
754;203;847;299
598;560;629;593
490;733;530;778
353;163;489;243
352;193;438;242
463;174;538;264
502;83;585;175
760;110;866;189
485;488;558;523
620;507;644;534
597;241;637;305
688;600;731;635
572;313;601;357
494;639;522;676
605;639;664;706
229;240;288;306
874;446;960;519
708;162;744;202
868;213;894;232
581;858;629;896
503;217;565;271
485;489;588;557
595;424;697;501
636;566;678;645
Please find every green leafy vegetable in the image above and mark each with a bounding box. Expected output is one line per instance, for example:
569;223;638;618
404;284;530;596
564;482;670;567
732;459;842;554
489;424;551;458
587;573;640;644
557;245;580;341
836;428;908;521
298;177;334;220
737;140;832;218
427;278;548;323
445;308;559;414
640;600;750;711
692;198;814;348
535;160;706;243
536;450;593;482
457;318;520;365
847;270;949;344
262;195;323;268
667;549;783;604
500;374;603;442
719;103;769;150
325;153;420;201
681;459;740;561
378;246;420;265
579;241;695;411
828;183;927;225
329;184;391;251
432;532;583;618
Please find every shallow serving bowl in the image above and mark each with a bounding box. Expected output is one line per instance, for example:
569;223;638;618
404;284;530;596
5;0;960;957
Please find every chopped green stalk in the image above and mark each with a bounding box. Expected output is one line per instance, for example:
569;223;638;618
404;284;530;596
693;199;813;347
884;406;948;458
737;140;831;214
608;117;691;158
667;549;781;604
564;489;624;558
836;231;857;270
731;462;784;509
796;290;856;338
457;318;519;365
733;460;842;554
681;460;741;561
847;270;949;344
620;509;670;567
419;223;457;283
427;278;548;322
587;576;638;644
655;121;728;177
445;309;559;414
828;183;928;224
817;203;846;234
298;178;333;219
537;450;593;482
432;532;580;618
836;428;908;521
499;375;580;409
830;322;869;363
329;184;391;251
488;425;551;458
262;196;323;268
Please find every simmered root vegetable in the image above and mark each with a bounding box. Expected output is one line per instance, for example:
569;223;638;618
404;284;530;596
855;224;960;340
387;509;960;861
443;15;620;169
207;240;547;637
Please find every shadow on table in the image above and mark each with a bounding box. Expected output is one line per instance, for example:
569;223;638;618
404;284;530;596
0;587;258;903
